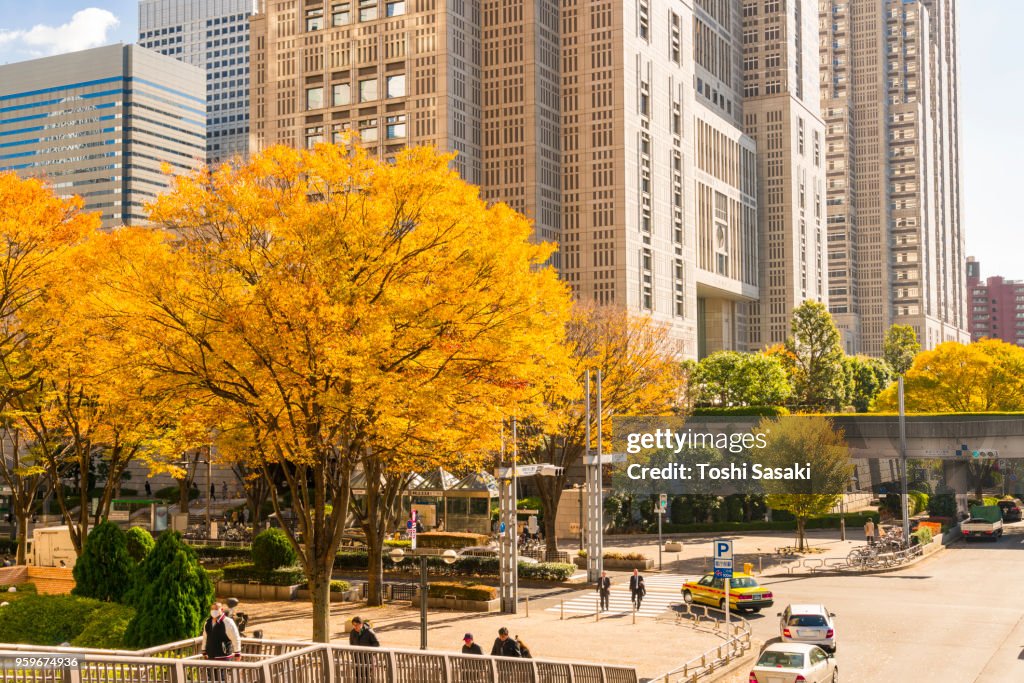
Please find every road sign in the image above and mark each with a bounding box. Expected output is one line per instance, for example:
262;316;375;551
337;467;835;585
714;539;733;561
659;493;668;510
714;559;733;569
714;566;733;579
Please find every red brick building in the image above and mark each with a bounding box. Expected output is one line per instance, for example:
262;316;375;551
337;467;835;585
966;257;1024;345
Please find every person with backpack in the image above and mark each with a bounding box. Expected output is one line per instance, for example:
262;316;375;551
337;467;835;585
490;627;521;657
349;616;380;647
515;635;532;658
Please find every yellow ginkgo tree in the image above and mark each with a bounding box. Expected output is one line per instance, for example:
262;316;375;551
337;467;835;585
98;141;572;641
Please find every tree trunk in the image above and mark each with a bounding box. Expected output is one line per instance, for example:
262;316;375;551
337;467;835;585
796;517;807;552
308;564;333;643
179;478;191;514
16;513;29;565
366;539;385;607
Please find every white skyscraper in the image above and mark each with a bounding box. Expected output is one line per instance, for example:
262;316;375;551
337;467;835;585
139;0;257;164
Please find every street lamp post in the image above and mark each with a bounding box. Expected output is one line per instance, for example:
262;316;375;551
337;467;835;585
206;450;213;534
389;547;457;650
898;375;910;545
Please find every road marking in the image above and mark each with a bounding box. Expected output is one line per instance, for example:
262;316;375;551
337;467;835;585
546;573;692;618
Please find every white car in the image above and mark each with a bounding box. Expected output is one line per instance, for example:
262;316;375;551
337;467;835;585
749;642;838;683
778;603;836;653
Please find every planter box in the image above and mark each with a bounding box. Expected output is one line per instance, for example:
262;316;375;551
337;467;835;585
411;594;500;613
294;588;361;602
602;558;654;571
664;542;683;553
573;556;587;569
216;581;301;601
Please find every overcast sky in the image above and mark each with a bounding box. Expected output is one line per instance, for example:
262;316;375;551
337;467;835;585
0;2;1018;279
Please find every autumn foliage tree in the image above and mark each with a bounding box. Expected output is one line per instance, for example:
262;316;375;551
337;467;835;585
98;142;572;640
523;303;684;555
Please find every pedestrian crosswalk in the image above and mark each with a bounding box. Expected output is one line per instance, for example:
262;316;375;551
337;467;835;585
544;573;690;619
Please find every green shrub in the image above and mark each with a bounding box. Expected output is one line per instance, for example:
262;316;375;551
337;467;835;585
73;521;134;603
204;568;224;584
908;491;929;516
909;480;933;495
0;594;103;645
416;532;490;549
427;582;497;601
927;494;957;518
517;562;575;581
124;531;214;649
126;526;156;563
911;526;933;546
0;582;36;594
71;603;136;649
221;562;306;586
331;580;351;593
384;539;411;548
189;544;252;560
251;528;297;571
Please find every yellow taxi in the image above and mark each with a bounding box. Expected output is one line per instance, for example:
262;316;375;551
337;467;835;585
681;572;774;613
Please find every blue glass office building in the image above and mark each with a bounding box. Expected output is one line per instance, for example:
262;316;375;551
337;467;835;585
0;44;206;227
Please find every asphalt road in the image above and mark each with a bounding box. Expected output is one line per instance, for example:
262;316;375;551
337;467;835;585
722;522;1024;682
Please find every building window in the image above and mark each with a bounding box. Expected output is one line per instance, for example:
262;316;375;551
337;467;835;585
638;0;649;41
359;118;378;142
332;122;352;144
333;83;351;106
386;114;406;139
332;2;352;25
359;0;378;21
813;131;821;166
306;86;324;110
305;125;324;148
386;74;406;98
359;78;378;102
386;0;405;16
306;7;324;31
639;80;650;117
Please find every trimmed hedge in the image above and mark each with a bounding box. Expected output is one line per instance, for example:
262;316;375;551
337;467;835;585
603;551;648;561
221;562;306;586
204;568;225;584
427;582;497;601
691;406;790;417
189;544;252;560
661;512;875;534
517;562;575;581
303;580;352;593
416;532;490;549
384;539;412;548
71;603;135;649
0;594;104;645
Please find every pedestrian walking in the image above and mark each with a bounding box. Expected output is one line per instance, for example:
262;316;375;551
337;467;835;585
349;616;379;683
200;602;241;681
629;568;646;610
864;518;876;545
490;627;521;657
461;633;483;654
597;570;611;612
210;483;216;501
222;481;228;500
144;480;152;497
515;635;532;658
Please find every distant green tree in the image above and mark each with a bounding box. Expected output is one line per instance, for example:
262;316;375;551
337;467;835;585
883;324;921;375
844;355;893;412
693;352;792;407
251;527;297;571
125;526;155;563
72;521;133;603
123;531;213;648
784;301;847;409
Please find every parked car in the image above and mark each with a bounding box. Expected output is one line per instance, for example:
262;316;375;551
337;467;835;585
778;604;837;653
749;642;838;683
997;498;1023;523
681;572;773;613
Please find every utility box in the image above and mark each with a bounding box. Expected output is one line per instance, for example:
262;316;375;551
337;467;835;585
28;526;77;569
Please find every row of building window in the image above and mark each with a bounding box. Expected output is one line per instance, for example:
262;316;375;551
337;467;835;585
307;75;405;110
307;0;405;30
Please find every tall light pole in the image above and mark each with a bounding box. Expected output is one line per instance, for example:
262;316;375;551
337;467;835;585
206;447;213;533
390;547;457;649
898;375;910;544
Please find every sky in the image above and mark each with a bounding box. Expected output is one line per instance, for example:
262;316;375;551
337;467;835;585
0;1;1019;279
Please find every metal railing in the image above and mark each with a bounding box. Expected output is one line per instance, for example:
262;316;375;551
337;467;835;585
780;542;925;574
0;637;638;683
650;604;752;683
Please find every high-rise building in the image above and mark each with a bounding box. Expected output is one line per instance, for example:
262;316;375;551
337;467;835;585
965;258;1024;346
139;0;257;164
819;0;967;355
0;44;206;228
249;0;760;358
740;0;828;350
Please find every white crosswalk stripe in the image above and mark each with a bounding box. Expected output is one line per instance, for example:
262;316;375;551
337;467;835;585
544;573;691;618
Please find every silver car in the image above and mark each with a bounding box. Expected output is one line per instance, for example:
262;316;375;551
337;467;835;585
778;604;836;653
750;643;838;683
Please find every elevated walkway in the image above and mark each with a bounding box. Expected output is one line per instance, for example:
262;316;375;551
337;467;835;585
0;637;638;683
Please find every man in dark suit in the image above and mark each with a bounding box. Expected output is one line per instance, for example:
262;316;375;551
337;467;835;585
629;568;646;610
597;570;612;611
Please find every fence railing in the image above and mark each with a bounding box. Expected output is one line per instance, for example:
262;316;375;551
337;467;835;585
0;637;638;683
650;604;752;683
780;541;925;574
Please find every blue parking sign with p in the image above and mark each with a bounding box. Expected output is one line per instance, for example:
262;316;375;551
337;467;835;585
714;540;733;560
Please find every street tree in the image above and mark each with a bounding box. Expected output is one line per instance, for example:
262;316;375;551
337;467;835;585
101;142;571;641
843;355;893;412
883;324;921;375
783;301;847;410
0;173;98;563
525;303;684;555
752;416;853;551
872;339;1024;412
72;521;133;603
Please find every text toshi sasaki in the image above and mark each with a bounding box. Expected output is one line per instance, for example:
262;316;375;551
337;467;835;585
625;462;811;480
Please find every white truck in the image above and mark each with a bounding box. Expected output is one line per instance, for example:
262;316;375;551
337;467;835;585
961;505;1003;542
27;525;78;568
